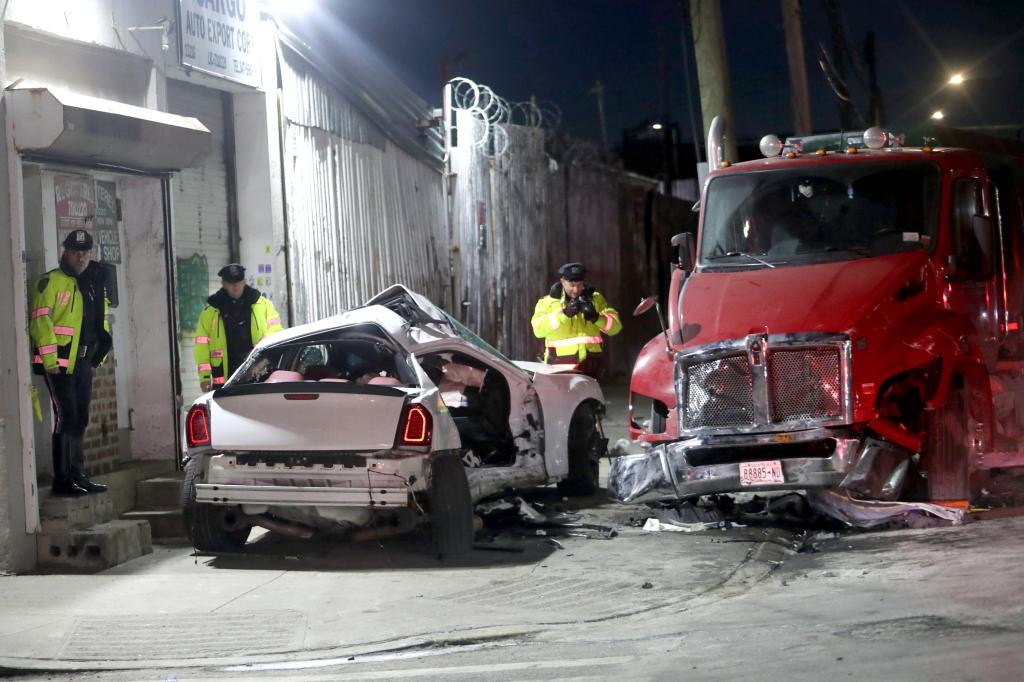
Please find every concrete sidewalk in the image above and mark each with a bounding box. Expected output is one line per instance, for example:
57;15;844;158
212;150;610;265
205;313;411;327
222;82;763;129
0;378;757;673
0;503;759;672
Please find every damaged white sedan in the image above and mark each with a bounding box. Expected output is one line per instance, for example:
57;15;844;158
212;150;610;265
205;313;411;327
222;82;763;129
181;286;607;555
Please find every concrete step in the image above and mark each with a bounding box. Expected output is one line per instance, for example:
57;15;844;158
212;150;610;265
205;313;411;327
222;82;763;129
122;509;185;542
39;491;116;532
135;475;184;511
36;519;152;572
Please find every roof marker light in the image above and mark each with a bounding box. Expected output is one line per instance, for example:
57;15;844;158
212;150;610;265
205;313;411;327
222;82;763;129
863;127;886;149
759;134;783;157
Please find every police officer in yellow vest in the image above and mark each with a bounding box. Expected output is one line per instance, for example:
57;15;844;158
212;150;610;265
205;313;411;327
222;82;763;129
531;262;621;378
29;229;113;496
195;263;284;392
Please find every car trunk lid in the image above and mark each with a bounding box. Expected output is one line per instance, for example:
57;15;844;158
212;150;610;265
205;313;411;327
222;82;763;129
208;382;414;452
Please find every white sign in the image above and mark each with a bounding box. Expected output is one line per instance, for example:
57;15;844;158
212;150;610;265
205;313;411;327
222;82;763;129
179;0;261;88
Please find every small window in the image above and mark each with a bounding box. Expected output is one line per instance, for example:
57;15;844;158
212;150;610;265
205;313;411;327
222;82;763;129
952;179;994;281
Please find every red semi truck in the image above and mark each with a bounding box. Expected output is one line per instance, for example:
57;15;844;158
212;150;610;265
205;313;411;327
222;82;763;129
611;122;1024;507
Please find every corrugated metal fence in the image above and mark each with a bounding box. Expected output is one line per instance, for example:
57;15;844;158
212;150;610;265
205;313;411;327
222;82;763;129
279;45;449;325
449;111;688;376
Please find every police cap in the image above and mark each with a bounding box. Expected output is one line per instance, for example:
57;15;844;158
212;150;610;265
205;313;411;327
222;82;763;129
62;230;93;251
558;262;586;282
218;263;246;283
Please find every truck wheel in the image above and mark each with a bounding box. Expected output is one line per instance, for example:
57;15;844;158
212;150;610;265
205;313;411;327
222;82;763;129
181;459;252;553
922;385;971;501
558;403;606;497
429;453;475;557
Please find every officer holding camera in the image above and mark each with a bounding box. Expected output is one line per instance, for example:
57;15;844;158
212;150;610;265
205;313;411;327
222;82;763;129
531;262;621;378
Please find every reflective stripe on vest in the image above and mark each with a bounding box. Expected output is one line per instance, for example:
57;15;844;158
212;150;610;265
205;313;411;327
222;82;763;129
548;335;603;348
38;344;58;355
53;325;75;336
31;307;50;319
198;363;212;371
195;336;210;344
213;377;226;385
34;355;68;367
547;312;560;329
600;311;617;333
267;317;281;328
210;350;223;358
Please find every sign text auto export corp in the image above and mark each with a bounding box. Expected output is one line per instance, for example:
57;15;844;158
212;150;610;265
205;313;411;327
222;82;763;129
178;0;261;88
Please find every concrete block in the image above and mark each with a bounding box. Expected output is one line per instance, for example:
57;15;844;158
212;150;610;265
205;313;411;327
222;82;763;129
135;476;184;510
39;493;115;529
122;509;185;542
37;519;152;572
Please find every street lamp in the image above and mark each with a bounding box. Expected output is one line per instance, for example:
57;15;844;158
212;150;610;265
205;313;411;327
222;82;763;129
948;72;965;86
931;110;945;120
651;122;664;131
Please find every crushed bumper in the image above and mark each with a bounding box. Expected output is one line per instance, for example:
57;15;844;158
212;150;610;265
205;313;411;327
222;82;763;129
608;428;910;504
195;453;424;508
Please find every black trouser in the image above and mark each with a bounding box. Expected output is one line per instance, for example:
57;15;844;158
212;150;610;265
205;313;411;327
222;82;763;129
42;359;94;482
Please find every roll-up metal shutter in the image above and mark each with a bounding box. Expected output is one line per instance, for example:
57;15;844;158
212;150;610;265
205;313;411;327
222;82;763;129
167;80;231;407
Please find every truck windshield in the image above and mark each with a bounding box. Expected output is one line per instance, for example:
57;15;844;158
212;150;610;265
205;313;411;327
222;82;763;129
700;161;941;268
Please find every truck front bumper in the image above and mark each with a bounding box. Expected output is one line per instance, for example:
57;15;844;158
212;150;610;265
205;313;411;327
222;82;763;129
608;428;906;504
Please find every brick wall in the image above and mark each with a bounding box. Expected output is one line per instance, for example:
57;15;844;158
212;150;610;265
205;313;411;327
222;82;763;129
83;351;121;476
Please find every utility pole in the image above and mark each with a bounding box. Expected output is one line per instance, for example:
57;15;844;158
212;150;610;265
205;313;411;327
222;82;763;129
864;31;885;127
822;0;853;129
780;0;812;135
589;80;609;156
688;0;737;164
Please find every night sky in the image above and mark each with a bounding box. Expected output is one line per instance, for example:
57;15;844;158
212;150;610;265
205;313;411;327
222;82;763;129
316;0;1024;146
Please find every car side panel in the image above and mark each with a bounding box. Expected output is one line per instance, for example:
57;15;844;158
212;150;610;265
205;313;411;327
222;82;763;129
522;364;605;479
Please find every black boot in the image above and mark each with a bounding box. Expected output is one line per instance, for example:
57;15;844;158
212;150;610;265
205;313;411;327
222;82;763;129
70;435;107;494
51;434;87;496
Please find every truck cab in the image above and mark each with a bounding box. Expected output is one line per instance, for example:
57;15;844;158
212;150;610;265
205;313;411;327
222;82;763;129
613;125;1024;506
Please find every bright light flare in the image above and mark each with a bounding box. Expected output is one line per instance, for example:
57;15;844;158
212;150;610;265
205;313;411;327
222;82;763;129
931;110;945;120
651;122;663;130
948;72;965;85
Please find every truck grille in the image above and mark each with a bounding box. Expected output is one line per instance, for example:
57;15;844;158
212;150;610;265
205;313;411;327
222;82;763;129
684;355;755;428
768;349;842;423
679;338;847;432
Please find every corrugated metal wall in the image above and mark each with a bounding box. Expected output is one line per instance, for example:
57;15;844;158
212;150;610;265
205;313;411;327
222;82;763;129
279;45;448;325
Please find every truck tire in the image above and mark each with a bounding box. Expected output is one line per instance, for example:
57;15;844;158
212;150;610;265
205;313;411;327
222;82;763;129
181;459;252;553
429;453;475;557
923;385;971;501
558;403;606;497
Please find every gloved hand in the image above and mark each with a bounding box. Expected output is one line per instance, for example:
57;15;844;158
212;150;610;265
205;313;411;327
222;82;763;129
562;297;582;318
581;299;599;322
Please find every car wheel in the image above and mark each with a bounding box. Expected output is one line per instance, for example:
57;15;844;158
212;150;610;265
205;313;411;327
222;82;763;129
428;453;475;557
558;402;607;497
181;459;252;553
922;384;971;501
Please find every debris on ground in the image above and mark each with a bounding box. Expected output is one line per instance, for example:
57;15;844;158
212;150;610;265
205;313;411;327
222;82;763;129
805;489;966;528
475;495;617;542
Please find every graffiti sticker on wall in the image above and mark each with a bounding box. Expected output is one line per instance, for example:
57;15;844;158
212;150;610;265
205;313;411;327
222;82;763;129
176;253;210;334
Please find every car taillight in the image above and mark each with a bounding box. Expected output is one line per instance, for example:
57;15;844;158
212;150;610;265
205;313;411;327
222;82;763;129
187;404;211;447
398;404;432;446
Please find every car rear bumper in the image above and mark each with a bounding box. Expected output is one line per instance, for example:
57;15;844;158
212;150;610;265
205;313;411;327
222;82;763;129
194;453;425;508
608;428;879;504
195;483;410;507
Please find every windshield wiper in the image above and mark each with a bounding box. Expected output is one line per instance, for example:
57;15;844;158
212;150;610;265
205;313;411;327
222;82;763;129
706;251;776;268
820;245;877;256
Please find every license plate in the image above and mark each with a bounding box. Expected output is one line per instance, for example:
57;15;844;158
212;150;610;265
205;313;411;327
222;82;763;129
739;460;785;486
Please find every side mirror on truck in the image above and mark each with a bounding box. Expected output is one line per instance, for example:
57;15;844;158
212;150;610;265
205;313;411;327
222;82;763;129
671;232;696;272
634;296;672;355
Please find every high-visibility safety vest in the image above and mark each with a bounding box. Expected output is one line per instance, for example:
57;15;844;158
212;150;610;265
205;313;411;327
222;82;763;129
194;290;283;387
29;265;111;375
531;288;622;362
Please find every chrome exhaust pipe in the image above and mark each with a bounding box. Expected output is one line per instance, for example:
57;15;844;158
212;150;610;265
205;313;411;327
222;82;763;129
706;115;726;169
